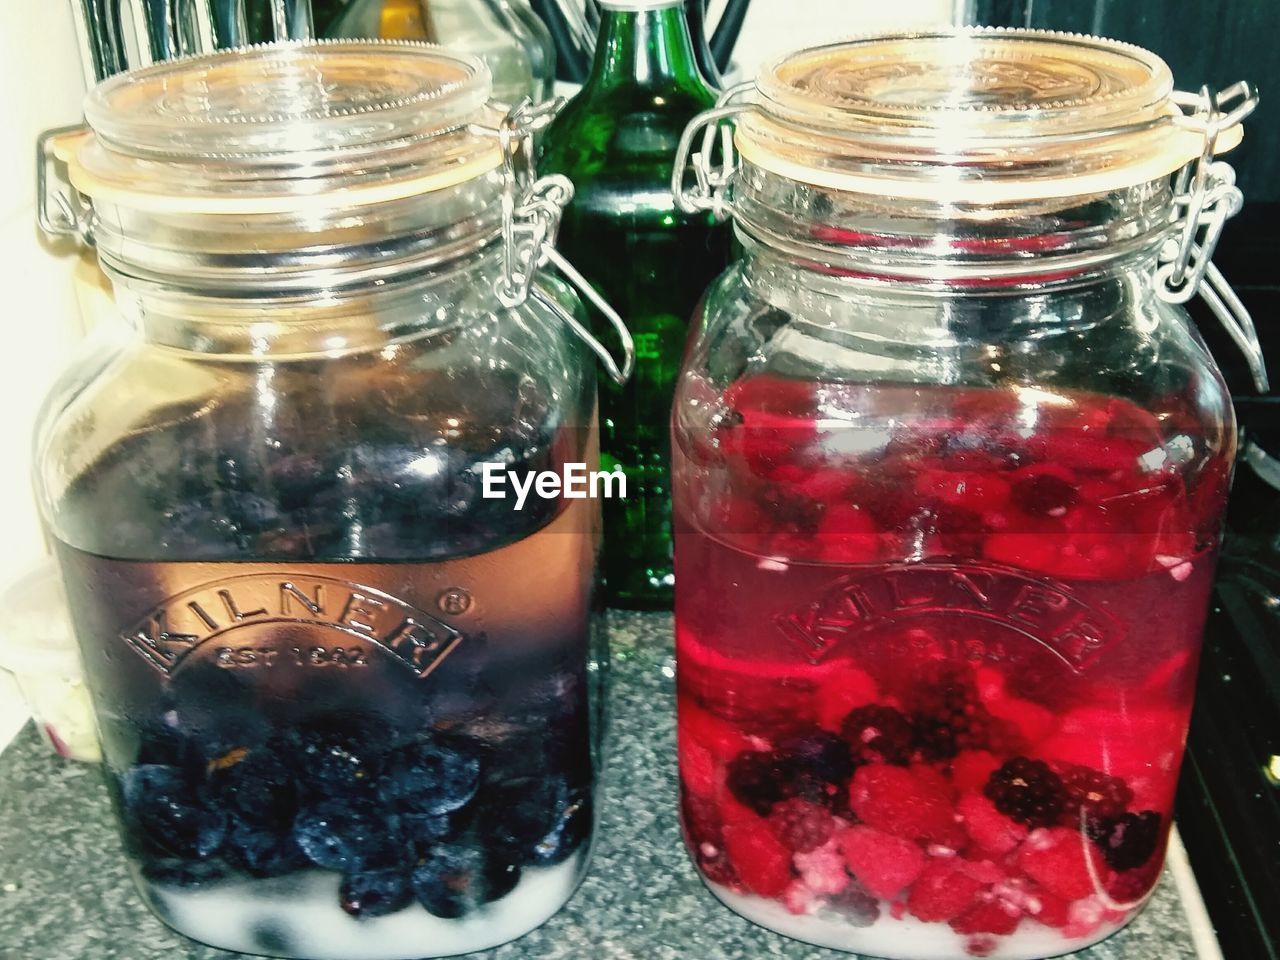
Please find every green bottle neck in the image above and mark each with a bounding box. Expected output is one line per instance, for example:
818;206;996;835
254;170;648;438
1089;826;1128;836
585;2;703;92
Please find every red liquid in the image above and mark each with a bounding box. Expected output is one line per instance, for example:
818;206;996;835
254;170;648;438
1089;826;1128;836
673;376;1228;958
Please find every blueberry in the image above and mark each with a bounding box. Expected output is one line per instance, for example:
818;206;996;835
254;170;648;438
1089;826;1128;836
122;765;226;859
470;777;580;863
340;867;414;919
267;453;337;508
400;812;453;854
211;749;297;827
160;499;241;557
139;852;231;888
411;843;521;919
250;920;295;954
293;798;405;871
529;791;592;866
290;720;381;790
225;821;308;878
378;742;480;817
215;454;262;493
221;491;281;533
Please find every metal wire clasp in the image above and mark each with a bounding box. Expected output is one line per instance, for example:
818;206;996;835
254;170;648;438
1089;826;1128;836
1155;82;1268;392
36;125;95;246
672;81;754;219
480;100;635;386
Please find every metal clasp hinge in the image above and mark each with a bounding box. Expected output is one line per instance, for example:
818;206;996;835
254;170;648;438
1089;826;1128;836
672;81;753;219
36;124;96;246
478;100;634;386
1155;82;1268;392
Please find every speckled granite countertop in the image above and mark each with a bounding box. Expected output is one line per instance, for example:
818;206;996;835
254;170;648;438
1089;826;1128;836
0;612;1202;960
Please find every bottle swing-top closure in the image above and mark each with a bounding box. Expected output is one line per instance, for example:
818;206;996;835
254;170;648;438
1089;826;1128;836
36;42;634;386
672;32;1269;393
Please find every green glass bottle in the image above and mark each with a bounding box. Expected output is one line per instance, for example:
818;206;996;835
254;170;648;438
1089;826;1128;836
541;0;728;609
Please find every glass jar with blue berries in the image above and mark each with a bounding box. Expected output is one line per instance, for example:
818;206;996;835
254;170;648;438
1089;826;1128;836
34;40;631;960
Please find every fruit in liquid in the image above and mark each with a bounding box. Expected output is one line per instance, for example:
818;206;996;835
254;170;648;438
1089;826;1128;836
673;375;1227;959
51;383;599;959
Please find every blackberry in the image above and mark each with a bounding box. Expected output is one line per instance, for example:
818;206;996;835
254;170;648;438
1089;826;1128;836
820;880;880;927
840;705;914;766
984;757;1065;828
1012;470;1078;517
726;749;846;815
906;664;994;761
340;867;414;919
1092;811;1163;871
1058;765;1133;827
768;799;836;853
782;731;856;785
725;750;795;815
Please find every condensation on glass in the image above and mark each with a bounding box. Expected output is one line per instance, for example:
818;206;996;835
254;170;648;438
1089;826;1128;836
669;29;1263;960
34;41;624;960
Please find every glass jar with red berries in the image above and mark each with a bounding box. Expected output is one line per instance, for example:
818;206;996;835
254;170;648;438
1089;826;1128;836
34;42;632;960
669;29;1267;960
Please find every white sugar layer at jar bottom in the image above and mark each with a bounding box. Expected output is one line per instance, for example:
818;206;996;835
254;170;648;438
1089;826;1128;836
144;856;584;960
710;883;1133;960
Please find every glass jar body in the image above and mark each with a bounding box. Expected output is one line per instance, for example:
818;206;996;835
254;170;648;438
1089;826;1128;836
672;193;1234;958
35;252;602;960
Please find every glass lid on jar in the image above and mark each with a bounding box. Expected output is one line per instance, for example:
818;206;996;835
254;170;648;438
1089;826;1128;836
735;28;1248;201
59;40;504;213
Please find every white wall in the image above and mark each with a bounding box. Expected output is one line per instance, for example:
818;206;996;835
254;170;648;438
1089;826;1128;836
0;3;87;739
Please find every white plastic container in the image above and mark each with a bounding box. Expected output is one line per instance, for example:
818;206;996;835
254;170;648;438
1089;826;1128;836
0;561;99;761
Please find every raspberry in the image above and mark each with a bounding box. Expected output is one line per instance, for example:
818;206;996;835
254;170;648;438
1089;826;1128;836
820;879;881;927
1091;811;1163;871
964;935;1001;957
769;799;837;853
840;705;914;765
951;751;1002;794
1017;827;1097;901
681;793;737;888
678;701;753;763
838;825;925;900
816;503;882;563
680;739;718;799
723;820;793;897
1058;764;1133;827
849;763;957;844
793;839;850;895
1104;856;1162;905
950;900;1021;936
815;663;879;732
1036;705;1184;784
957;792;1027;855
984;757;1065;828
1025;885;1072;928
907;861;986;922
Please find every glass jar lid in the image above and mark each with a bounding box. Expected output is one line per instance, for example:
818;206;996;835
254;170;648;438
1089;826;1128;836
734;28;1245;202
59;40;504;213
